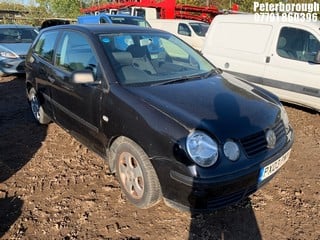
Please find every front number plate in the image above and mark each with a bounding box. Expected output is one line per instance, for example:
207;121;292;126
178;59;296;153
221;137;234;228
259;150;291;182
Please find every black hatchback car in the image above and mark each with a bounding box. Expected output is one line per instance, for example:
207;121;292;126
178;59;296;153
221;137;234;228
25;24;294;211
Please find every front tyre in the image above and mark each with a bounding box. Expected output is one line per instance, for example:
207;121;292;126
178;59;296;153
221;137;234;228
114;137;162;209
28;88;50;124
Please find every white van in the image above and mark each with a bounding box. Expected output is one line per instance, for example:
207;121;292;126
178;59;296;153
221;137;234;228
148;19;209;50
202;14;320;111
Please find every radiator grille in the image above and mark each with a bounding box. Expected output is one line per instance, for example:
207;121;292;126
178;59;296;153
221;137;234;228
240;120;286;157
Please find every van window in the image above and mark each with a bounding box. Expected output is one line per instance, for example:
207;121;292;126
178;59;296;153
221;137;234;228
134;8;146;18
178;23;191;36
100;17;109;23
277;27;320;62
189;22;209;37
34;31;59;62
212;22;272;54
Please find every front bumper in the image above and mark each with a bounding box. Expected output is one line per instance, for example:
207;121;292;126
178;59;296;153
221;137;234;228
155;131;294;212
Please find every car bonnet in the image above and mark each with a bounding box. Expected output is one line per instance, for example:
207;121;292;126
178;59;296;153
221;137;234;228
126;74;281;142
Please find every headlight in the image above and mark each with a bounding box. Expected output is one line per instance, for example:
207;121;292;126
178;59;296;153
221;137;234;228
186;131;218;167
0;46;18;59
223;140;240;161
0;51;18;59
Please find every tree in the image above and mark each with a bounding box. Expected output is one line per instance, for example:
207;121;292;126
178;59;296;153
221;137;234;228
35;0;90;18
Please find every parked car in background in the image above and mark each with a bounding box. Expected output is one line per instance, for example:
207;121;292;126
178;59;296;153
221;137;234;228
77;13;151;27
0;24;38;76
25;24;293;211
40;18;72;30
148;19;209;50
202;14;320;112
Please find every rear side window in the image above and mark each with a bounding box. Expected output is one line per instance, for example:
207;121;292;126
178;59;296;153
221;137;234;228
277;27;320;62
34;31;59;62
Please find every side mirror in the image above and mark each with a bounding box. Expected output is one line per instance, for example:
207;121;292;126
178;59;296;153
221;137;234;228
71;71;95;84
314;50;320;64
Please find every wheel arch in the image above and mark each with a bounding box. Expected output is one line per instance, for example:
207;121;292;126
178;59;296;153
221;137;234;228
106;135;122;173
107;135;163;208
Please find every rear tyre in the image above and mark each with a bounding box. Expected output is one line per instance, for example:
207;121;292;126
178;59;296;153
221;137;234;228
113;137;162;209
28;88;50;124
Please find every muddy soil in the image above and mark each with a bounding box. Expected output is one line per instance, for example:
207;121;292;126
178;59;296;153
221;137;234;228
0;75;319;240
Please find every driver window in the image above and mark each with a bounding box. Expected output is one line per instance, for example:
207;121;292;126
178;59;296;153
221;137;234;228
178;23;191;36
277;27;320;62
55;31;98;79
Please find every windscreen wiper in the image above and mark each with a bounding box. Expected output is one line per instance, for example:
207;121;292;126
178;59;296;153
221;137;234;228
151;72;212;86
203;69;219;78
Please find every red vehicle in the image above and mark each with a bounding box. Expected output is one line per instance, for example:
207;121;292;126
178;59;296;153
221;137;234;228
80;0;232;23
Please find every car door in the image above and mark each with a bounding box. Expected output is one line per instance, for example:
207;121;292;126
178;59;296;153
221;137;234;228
263;25;320;110
50;30;106;152
175;22;204;50
29;30;60;119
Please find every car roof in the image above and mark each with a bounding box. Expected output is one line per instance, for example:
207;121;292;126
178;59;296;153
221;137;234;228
41;23;165;35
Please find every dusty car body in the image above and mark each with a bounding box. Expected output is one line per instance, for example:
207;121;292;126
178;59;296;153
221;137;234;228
0;24;38;76
25;24;294;211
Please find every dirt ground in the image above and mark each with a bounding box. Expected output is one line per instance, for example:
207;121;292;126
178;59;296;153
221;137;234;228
0;75;319;240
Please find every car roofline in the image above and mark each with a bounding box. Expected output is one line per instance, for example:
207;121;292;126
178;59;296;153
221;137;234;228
40;23;168;35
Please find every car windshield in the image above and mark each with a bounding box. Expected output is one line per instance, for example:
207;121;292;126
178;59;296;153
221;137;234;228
99;32;214;86
109;16;151;28
189;22;209;37
0;27;38;43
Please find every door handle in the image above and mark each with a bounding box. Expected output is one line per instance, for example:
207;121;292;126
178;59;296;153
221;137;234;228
48;76;55;83
266;56;271;63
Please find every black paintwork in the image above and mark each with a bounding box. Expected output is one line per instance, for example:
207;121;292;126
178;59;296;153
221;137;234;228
25;24;294;211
